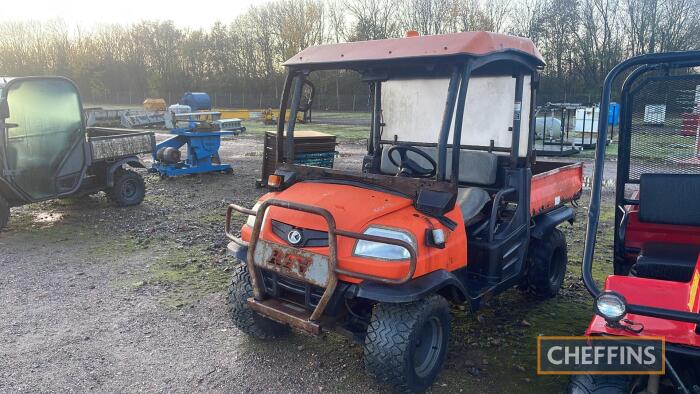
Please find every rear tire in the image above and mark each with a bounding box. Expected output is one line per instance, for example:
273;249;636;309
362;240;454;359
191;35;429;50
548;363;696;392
107;169;145;207
227;262;289;339
568;375;632;393
527;228;568;298
363;294;451;393
0;195;9;231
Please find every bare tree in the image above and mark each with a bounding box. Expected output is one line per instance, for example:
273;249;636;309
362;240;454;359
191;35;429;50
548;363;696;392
625;0;659;54
400;0;455;35
657;0;700;52
576;0;624;90
346;0;401;40
482;0;512;32
509;0;546;45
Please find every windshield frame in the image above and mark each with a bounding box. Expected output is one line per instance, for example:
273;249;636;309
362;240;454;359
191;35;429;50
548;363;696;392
275;53;540;198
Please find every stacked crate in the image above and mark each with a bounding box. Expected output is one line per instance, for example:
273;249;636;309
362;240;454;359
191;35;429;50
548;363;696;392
259;130;337;186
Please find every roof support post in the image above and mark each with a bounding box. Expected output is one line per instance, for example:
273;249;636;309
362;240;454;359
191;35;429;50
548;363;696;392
276;72;294;164
437;67;460;182
527;72;539;163
285;73;305;163
510;72;524;168
369;81;382;155
450;63;472;186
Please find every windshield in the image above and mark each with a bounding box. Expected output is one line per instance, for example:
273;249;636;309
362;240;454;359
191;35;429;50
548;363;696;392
273;63;533;196
3;78;84;199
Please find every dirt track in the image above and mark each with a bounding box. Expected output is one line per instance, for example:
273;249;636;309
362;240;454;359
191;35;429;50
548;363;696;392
0;133;615;393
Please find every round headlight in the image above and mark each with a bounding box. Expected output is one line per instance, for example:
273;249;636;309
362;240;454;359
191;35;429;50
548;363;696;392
594;291;627;322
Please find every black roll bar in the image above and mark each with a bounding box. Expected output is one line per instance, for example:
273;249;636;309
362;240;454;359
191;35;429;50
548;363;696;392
450;63;472;187
276;73;294;164
436;67;461;182
285;74;305;161
582;50;700;324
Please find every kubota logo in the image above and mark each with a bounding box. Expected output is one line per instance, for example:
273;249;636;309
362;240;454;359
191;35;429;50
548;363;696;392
287;229;302;245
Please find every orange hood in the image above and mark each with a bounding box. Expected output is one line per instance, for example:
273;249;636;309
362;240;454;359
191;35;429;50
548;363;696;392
261;182;413;232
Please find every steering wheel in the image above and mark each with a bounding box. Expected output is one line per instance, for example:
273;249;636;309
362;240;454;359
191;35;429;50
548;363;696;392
386;145;437;178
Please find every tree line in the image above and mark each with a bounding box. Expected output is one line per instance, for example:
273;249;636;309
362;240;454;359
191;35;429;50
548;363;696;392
1;0;699;109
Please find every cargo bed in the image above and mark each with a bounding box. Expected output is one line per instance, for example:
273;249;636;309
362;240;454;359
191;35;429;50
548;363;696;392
86;127;155;162
530;161;583;216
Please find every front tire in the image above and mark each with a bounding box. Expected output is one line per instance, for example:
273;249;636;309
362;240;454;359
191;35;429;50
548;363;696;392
568;375;632;393
107;169;145;207
527;228;568;298
227;262;289;339
363;294;451;393
0;195;9;231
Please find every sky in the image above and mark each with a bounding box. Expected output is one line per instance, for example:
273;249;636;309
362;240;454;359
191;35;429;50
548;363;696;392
1;0;263;29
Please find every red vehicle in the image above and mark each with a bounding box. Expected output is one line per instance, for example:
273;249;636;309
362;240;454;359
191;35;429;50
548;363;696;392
224;32;583;391
573;51;700;393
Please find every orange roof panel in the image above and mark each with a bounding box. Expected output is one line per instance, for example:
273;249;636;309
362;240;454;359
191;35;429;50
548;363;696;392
284;31;544;67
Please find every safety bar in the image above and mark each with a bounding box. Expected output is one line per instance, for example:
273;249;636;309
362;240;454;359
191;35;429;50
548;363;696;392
488;188;516;242
583;50;700;326
225;203;254;246
225;199;418;321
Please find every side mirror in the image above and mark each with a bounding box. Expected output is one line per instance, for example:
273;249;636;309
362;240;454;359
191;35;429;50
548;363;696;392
0;99;8;119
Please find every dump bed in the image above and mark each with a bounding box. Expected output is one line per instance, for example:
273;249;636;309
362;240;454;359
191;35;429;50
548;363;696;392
86;127;155;162
530;161;583;216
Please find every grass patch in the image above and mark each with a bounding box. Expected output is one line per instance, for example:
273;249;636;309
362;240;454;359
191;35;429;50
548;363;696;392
312;111;370;121
196;211;227;226
87;235;143;257
143;246;233;309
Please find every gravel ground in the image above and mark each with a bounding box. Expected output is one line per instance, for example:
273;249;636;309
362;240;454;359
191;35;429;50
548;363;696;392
0;131;616;393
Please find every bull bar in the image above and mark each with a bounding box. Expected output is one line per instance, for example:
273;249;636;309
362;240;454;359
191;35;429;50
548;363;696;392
225;199;417;333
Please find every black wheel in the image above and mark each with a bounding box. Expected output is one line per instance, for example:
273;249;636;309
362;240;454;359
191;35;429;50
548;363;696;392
227;262;289;339
0;195;9;231
107;169;146;207
363;294;451;393
568;375;632;393
527;228;568;298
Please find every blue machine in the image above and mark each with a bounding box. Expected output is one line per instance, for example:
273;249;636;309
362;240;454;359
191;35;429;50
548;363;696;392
180;92;212;111
152;112;238;177
608;102;620;126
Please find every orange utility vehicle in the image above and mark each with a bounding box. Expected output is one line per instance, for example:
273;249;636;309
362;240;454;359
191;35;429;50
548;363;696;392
225;31;583;391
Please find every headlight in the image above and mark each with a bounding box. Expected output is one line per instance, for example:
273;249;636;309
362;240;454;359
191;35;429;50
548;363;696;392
246;202;262;227
594;291;627;322
353;227;415;261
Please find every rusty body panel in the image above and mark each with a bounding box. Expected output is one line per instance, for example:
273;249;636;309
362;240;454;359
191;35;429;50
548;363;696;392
247;297;321;335
284;31;544;68
253;239;330;288
530;161;583;216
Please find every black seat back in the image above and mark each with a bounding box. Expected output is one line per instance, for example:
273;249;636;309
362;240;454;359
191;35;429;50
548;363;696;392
639;173;700;226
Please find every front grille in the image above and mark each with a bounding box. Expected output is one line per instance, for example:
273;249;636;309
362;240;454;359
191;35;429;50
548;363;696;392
260;269;324;310
270;220;329;247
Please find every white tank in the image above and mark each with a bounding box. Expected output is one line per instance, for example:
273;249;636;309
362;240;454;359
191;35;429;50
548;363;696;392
535;117;562;140
165;104;192;128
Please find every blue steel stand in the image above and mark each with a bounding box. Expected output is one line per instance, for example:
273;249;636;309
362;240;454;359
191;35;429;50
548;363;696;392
152;127;235;177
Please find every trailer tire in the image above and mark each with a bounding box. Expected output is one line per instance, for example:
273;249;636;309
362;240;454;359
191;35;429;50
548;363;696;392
363;294;450;393
226;262;289;339
568;375;631;393
0;195;9;231
107;169;145;207
527;228;568;298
